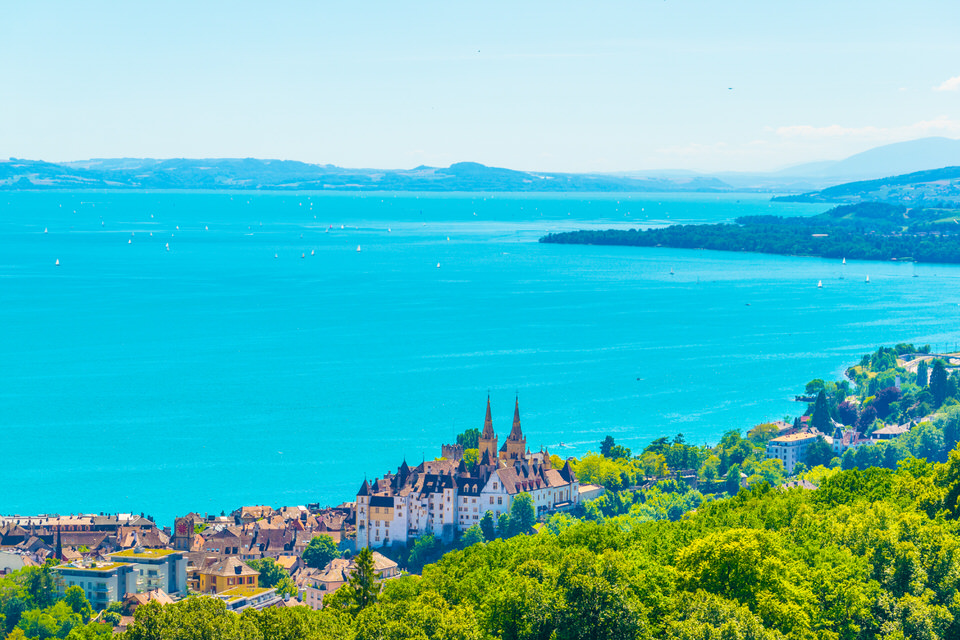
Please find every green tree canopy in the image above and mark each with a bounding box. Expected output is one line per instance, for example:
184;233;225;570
302;535;339;569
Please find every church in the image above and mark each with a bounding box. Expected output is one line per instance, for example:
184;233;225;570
355;398;580;549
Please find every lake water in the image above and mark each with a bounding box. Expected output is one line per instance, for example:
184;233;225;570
2;190;959;525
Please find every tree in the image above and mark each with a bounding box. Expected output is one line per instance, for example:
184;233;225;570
273;575;298;599
747;423;780;444
245;558;285;589
805;379;826;395
600;435;631;460
346;547;380;612
917;359;929;387
804;436;834;469
497;513;512;537
480;511;496;541
600;435;616;458
837;400;859;426
407;534;440;572
509;493;536;534
462;448;479;466
456;428;480;449
931;359;949;407
811;390;830;432
302;534;339;569
62;586;93;622
725;464;742;495
460;525;484;548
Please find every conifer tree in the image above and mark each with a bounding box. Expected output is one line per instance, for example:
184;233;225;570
812;390;830;432
917;359;929;387
931;359;948;407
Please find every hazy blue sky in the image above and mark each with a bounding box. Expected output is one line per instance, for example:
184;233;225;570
3;1;959;172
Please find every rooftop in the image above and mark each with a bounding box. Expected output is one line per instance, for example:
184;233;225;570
219;586;274;602
770;432;818;444
111;548;178;559
56;562;125;573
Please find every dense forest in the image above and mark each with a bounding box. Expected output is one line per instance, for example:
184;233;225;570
540;202;960;263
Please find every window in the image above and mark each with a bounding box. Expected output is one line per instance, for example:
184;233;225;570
493;482;498;490
498;497;503;505
489;497;494;504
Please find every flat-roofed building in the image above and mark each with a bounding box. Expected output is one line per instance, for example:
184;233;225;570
109;547;187;595
765;432;819;473
53;562;137;610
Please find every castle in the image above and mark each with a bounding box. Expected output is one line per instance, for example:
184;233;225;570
355;397;580;549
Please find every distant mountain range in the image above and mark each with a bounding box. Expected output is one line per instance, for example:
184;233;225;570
0;158;731;193
3;137;960;193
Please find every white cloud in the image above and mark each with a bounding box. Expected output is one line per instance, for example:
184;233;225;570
934;75;960;92
772;116;960;141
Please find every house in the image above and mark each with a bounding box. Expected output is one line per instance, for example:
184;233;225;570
198;556;259;594
300;551;398;610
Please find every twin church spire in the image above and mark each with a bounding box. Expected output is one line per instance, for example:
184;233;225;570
478;395;526;464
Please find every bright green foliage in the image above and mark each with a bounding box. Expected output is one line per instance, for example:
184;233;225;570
460;525;484;548
62;586;92;622
245;558;285;589
509;493;536;534
110;456;960;640
462;448;479;466
302;534;339;569
457;428;480;449
480;511;496;541
407;534;441;572
345;547;380;613
803;436;833;468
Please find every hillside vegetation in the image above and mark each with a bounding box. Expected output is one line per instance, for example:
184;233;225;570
541;201;960;263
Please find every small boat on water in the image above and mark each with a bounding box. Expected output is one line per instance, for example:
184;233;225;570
842;257;846;264
437;262;441;268
817;280;822;288
128;239;132;244
165;243;170;251
670;267;675;275
302;252;305;259
356;245;361;252
44;228;48;234
311;249;315;256
865;275;870;283
55;259;60;266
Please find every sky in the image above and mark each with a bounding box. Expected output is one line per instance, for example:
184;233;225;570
2;1;959;173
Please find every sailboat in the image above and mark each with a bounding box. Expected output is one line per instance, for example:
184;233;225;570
842;257;846;264
311;249;315;256
55;259;60;266
356;245;361;252
670;267;675;276
817;280;822;288
865;275;870;283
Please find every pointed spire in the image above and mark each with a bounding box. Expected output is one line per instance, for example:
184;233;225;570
357;479;371;497
509;396;523;441
482;395;495;438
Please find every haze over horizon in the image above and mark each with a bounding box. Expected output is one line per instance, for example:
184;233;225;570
3;1;959;173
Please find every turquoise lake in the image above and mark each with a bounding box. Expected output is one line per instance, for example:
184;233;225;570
3;190;959;525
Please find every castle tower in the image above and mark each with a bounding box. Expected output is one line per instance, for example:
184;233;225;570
477;396;498;464
501;397;527;461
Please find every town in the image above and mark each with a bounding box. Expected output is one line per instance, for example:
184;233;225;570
0;398;597;627
3;345;960;635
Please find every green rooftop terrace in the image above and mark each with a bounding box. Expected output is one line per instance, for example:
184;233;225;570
219;586;273;602
56;562;125;573
111;548;178;559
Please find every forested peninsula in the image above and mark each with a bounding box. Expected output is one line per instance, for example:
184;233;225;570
540;202;960;264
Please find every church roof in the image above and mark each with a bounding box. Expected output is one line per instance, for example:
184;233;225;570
357;479;370;497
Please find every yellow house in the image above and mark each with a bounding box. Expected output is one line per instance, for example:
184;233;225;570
198;556;259;594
